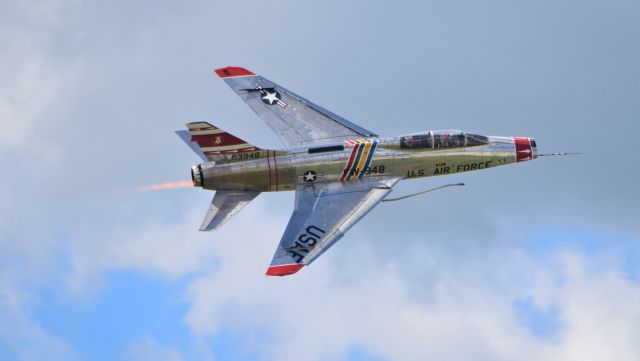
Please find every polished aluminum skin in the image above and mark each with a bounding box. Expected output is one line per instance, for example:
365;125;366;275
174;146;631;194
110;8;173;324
193;133;536;193
177;66;539;276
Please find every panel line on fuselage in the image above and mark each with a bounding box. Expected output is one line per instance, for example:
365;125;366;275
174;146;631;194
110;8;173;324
266;149;272;191
273;150;279;191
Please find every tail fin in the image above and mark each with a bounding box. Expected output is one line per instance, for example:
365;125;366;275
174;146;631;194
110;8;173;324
176;122;260;162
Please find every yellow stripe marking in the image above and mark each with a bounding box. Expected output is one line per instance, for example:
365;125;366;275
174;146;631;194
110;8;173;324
351;140;372;180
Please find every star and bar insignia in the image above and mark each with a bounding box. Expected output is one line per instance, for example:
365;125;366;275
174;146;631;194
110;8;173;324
298;170;323;183
256;85;287;108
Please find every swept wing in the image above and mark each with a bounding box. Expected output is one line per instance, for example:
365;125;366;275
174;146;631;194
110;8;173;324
215;66;377;147
266;177;400;276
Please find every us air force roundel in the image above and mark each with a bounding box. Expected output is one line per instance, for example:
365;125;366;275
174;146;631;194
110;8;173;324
261;90;281;105
255;85;287;108
298;170;323;183
303;170;317;182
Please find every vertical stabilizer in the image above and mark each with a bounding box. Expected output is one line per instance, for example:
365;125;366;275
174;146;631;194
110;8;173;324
176;122;260;162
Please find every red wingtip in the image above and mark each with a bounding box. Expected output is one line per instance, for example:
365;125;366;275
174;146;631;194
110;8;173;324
214;66;255;78
266;264;304;276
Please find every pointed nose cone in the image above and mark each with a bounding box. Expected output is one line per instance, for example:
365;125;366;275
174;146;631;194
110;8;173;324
513;137;537;162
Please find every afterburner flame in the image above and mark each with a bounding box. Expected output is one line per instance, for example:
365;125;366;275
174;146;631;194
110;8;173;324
137;180;193;192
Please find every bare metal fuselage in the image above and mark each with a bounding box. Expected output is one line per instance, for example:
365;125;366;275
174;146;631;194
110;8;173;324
178;65;553;276
193;134;537;192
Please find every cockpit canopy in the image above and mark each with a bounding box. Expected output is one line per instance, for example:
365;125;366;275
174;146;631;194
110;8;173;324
400;130;489;150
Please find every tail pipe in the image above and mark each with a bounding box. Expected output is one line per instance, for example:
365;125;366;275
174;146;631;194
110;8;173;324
191;165;203;187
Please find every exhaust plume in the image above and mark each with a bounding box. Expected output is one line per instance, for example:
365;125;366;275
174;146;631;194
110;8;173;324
137;180;193;192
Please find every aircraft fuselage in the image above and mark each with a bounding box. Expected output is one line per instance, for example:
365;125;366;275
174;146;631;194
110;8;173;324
191;132;537;192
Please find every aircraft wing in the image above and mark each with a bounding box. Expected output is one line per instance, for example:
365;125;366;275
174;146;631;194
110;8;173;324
266;177;400;276
215;66;377;148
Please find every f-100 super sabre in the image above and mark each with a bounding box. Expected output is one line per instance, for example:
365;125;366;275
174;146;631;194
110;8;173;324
177;66;561;276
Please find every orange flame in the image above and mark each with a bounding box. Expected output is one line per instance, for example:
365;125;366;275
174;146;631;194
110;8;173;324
137;180;193;192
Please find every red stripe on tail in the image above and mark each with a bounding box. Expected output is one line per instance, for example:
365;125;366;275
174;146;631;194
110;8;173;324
190;133;250;148
340;143;360;181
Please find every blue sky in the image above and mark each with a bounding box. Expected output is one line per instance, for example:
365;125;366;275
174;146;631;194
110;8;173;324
1;0;639;360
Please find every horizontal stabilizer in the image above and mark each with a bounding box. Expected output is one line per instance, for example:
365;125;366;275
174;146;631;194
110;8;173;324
200;190;260;231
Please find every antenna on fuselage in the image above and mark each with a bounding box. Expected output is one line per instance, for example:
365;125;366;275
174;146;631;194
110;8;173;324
382;183;465;202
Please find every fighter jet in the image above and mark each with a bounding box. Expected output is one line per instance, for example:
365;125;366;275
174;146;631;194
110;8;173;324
177;66;552;276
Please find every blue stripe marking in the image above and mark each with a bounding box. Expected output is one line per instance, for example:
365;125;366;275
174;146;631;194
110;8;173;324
358;139;378;179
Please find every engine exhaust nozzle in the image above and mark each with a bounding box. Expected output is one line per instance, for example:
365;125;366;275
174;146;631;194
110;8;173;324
191;165;203;187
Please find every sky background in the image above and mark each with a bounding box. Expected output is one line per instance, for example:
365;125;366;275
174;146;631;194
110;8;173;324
1;0;639;360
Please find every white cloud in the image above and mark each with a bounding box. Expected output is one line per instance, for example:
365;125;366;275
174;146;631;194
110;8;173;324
0;311;76;361
48;187;640;361
546;253;640;361
0;274;76;361
125;336;185;361
5;189;639;361
176;223;640;361
0;1;80;159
